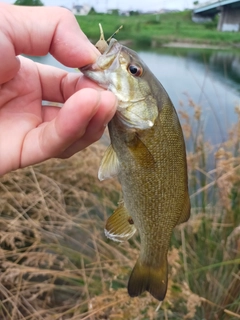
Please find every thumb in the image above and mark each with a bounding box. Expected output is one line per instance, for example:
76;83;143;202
0;32;20;84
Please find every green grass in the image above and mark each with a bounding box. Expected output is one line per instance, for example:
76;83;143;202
76;11;240;47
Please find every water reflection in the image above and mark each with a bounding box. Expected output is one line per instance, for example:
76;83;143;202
209;52;240;88
183;50;240;91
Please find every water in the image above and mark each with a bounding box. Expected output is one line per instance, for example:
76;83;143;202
28;48;240;146
138;49;240;145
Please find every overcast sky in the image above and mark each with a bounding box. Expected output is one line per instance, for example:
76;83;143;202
1;0;206;12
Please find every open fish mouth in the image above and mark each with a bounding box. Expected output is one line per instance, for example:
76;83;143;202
102;38;122;56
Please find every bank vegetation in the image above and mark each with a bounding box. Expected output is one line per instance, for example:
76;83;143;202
0;99;240;319
77;11;240;49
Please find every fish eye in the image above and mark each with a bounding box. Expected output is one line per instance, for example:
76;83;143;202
128;64;143;77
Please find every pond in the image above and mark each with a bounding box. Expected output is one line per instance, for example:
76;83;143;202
28;47;240;147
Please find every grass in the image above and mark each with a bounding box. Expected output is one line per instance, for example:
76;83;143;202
0;99;240;319
76;11;240;47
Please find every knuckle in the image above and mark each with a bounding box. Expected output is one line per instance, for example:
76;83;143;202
57;7;76;22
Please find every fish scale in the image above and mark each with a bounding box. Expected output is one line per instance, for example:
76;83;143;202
81;38;190;301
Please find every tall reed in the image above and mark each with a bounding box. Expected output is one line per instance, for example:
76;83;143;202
0;104;239;319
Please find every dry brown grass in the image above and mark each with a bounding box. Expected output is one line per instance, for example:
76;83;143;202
0;103;240;319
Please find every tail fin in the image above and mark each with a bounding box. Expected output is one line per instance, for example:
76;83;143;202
127;257;168;301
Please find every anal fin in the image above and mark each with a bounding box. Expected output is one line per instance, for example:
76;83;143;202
105;202;136;242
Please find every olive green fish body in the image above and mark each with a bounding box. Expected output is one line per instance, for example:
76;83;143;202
108;93;189;300
81;39;190;301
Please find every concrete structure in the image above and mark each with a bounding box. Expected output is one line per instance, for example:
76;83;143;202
193;0;240;31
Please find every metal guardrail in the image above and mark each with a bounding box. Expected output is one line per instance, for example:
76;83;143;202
194;0;239;10
194;0;221;9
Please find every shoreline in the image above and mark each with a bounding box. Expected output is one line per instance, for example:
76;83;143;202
118;39;234;51
161;41;229;50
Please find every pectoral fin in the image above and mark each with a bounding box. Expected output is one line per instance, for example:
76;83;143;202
127;135;155;168
98;144;120;181
177;191;191;224
105;203;136;242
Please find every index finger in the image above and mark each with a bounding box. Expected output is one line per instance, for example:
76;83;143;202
0;3;99;83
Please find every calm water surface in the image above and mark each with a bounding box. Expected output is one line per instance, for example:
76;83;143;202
29;48;240;146
138;49;240;145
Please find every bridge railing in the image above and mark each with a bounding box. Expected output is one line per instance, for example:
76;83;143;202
194;0;222;9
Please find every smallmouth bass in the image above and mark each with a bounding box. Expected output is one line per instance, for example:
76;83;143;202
81;39;190;301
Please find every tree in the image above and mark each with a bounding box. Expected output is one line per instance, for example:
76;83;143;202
129;10;139;16
14;0;44;6
88;7;96;15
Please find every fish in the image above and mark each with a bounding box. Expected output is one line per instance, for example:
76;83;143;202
80;38;190;301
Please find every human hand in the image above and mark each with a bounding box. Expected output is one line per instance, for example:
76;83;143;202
0;3;117;176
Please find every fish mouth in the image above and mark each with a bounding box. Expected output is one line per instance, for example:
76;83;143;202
80;39;122;88
102;38;122;56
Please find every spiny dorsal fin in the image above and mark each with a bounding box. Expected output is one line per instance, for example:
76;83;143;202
105;202;136;242
98;144;120;181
